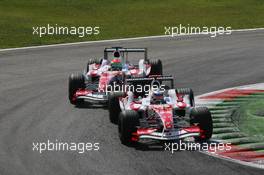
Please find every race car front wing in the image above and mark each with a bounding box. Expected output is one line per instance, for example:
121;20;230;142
74;89;108;104
133;126;201;141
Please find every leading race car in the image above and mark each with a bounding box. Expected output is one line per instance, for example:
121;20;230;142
68;47;163;106
108;76;213;145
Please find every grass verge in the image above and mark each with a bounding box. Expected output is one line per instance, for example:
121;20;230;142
238;97;264;141
1;0;264;48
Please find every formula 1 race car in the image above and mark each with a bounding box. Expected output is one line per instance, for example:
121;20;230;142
108;76;213;145
68;47;162;105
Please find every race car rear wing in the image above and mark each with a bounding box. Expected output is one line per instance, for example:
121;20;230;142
126;75;174;88
104;47;147;60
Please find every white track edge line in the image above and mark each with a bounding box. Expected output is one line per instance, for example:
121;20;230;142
196;83;264;99
1;28;264;52
200;150;264;170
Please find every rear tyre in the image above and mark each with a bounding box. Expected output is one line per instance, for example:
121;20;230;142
68;73;85;105
108;92;124;124
190;107;213;141
118;110;139;145
149;59;163;75
176;88;195;107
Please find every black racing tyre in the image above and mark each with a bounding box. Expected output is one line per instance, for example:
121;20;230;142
190;107;213;141
86;58;102;72
118;110;139;145
149;59;163;75
108;92;124;124
176;88;195;107
68;73;85;105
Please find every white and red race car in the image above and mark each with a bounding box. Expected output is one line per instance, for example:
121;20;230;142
108;76;213;145
68;47;162;105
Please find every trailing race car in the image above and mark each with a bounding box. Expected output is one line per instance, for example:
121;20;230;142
68;47;162;105
108;76;213;145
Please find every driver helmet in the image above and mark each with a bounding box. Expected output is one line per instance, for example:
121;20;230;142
151;90;164;104
113;51;121;58
111;58;122;71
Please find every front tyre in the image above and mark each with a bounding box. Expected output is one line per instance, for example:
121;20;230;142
68;73;85;105
190;107;213;141
118;110;139;145
108;92;124;124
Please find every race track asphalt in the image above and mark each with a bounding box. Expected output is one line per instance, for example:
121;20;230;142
0;30;264;175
